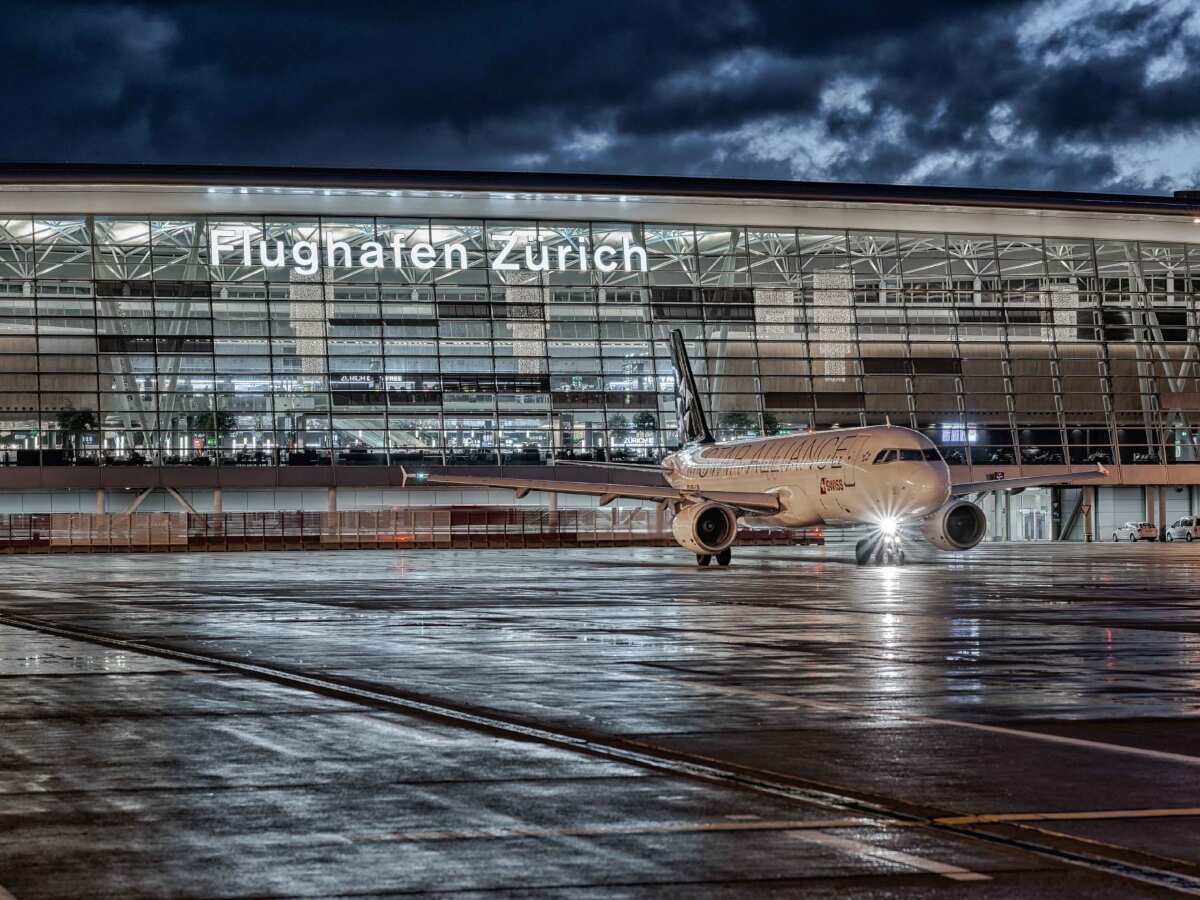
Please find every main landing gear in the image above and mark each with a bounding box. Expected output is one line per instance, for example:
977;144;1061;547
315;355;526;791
696;548;733;567
855;535;906;566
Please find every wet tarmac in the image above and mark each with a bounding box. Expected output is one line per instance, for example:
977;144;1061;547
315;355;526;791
0;541;1199;897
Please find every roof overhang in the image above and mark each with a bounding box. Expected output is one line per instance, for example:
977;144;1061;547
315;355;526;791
0;164;1197;244
0;163;1196;217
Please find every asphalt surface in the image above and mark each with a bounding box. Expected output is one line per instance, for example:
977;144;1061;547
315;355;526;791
0;541;1198;897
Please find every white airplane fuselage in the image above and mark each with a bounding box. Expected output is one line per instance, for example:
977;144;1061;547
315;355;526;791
662;424;951;528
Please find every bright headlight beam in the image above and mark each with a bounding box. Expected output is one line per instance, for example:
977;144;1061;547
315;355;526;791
879;518;899;536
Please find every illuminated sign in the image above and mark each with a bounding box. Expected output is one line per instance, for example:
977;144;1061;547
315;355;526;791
209;229;648;275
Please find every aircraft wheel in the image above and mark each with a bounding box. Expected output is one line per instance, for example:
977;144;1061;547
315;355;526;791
716;548;732;567
697;554;712;567
855;537;873;565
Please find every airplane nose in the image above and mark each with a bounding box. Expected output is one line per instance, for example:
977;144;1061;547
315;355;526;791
895;467;951;518
920;468;952;514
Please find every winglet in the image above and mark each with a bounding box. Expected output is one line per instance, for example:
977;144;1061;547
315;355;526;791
399;467;431;488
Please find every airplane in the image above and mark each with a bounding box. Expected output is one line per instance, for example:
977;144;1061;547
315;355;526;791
402;330;1106;566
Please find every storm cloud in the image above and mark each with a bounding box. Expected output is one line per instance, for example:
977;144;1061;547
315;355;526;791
3;0;1198;192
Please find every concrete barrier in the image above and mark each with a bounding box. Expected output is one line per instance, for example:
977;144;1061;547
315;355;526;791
0;507;822;554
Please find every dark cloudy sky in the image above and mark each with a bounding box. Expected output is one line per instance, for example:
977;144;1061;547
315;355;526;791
4;0;1199;192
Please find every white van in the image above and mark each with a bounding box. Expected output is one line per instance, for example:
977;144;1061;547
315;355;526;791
1165;517;1200;542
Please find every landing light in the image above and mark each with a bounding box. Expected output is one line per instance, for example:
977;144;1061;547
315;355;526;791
879;517;899;536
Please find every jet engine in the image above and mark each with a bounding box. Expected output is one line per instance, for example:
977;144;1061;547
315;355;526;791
672;501;738;554
920;499;987;551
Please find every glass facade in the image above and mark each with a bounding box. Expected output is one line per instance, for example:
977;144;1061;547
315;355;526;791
0;213;1197;469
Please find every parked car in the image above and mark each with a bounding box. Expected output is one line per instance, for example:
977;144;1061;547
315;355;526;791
1113;521;1158;542
1165;517;1200;542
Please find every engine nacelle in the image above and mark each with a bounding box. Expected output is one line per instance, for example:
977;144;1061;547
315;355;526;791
672;501;738;554
920;499;987;551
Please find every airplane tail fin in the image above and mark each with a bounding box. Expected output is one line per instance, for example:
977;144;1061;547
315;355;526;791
669;329;714;446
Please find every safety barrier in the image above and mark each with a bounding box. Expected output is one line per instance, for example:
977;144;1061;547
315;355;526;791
0;507;821;554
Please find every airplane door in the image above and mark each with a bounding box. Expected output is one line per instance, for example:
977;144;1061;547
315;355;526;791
839;436;858;487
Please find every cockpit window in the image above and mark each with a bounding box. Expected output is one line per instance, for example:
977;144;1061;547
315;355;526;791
877;447;939;463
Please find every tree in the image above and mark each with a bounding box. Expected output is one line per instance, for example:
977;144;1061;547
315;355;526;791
55;407;97;460
763;412;780;436
633;411;657;432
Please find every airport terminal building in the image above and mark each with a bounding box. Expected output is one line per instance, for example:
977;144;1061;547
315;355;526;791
1;164;1198;540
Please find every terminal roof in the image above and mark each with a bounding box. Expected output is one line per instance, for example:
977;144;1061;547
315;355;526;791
0;163;1197;218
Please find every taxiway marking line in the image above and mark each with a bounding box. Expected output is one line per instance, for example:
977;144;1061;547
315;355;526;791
0;616;893;819
2;614;1196;895
936;808;1200;826
917;718;1200;768
652;677;1200;768
790;830;991;881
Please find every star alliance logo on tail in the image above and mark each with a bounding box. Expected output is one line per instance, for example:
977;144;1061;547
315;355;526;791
669;330;714;446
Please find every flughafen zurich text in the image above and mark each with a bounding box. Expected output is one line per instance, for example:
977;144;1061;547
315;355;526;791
209;228;650;275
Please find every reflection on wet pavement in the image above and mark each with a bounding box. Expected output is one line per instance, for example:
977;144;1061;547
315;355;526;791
0;542;1198;897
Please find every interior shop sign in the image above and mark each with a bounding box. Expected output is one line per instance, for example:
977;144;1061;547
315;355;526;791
209;229;649;275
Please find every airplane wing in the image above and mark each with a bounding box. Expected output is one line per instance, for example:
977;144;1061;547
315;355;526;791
554;459;660;471
399;468;783;514
951;463;1108;496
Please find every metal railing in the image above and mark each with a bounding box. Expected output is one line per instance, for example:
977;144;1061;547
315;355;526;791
0;507;821;554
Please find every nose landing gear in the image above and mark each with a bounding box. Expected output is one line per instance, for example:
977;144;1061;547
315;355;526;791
696;548;734;567
855;534;906;566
